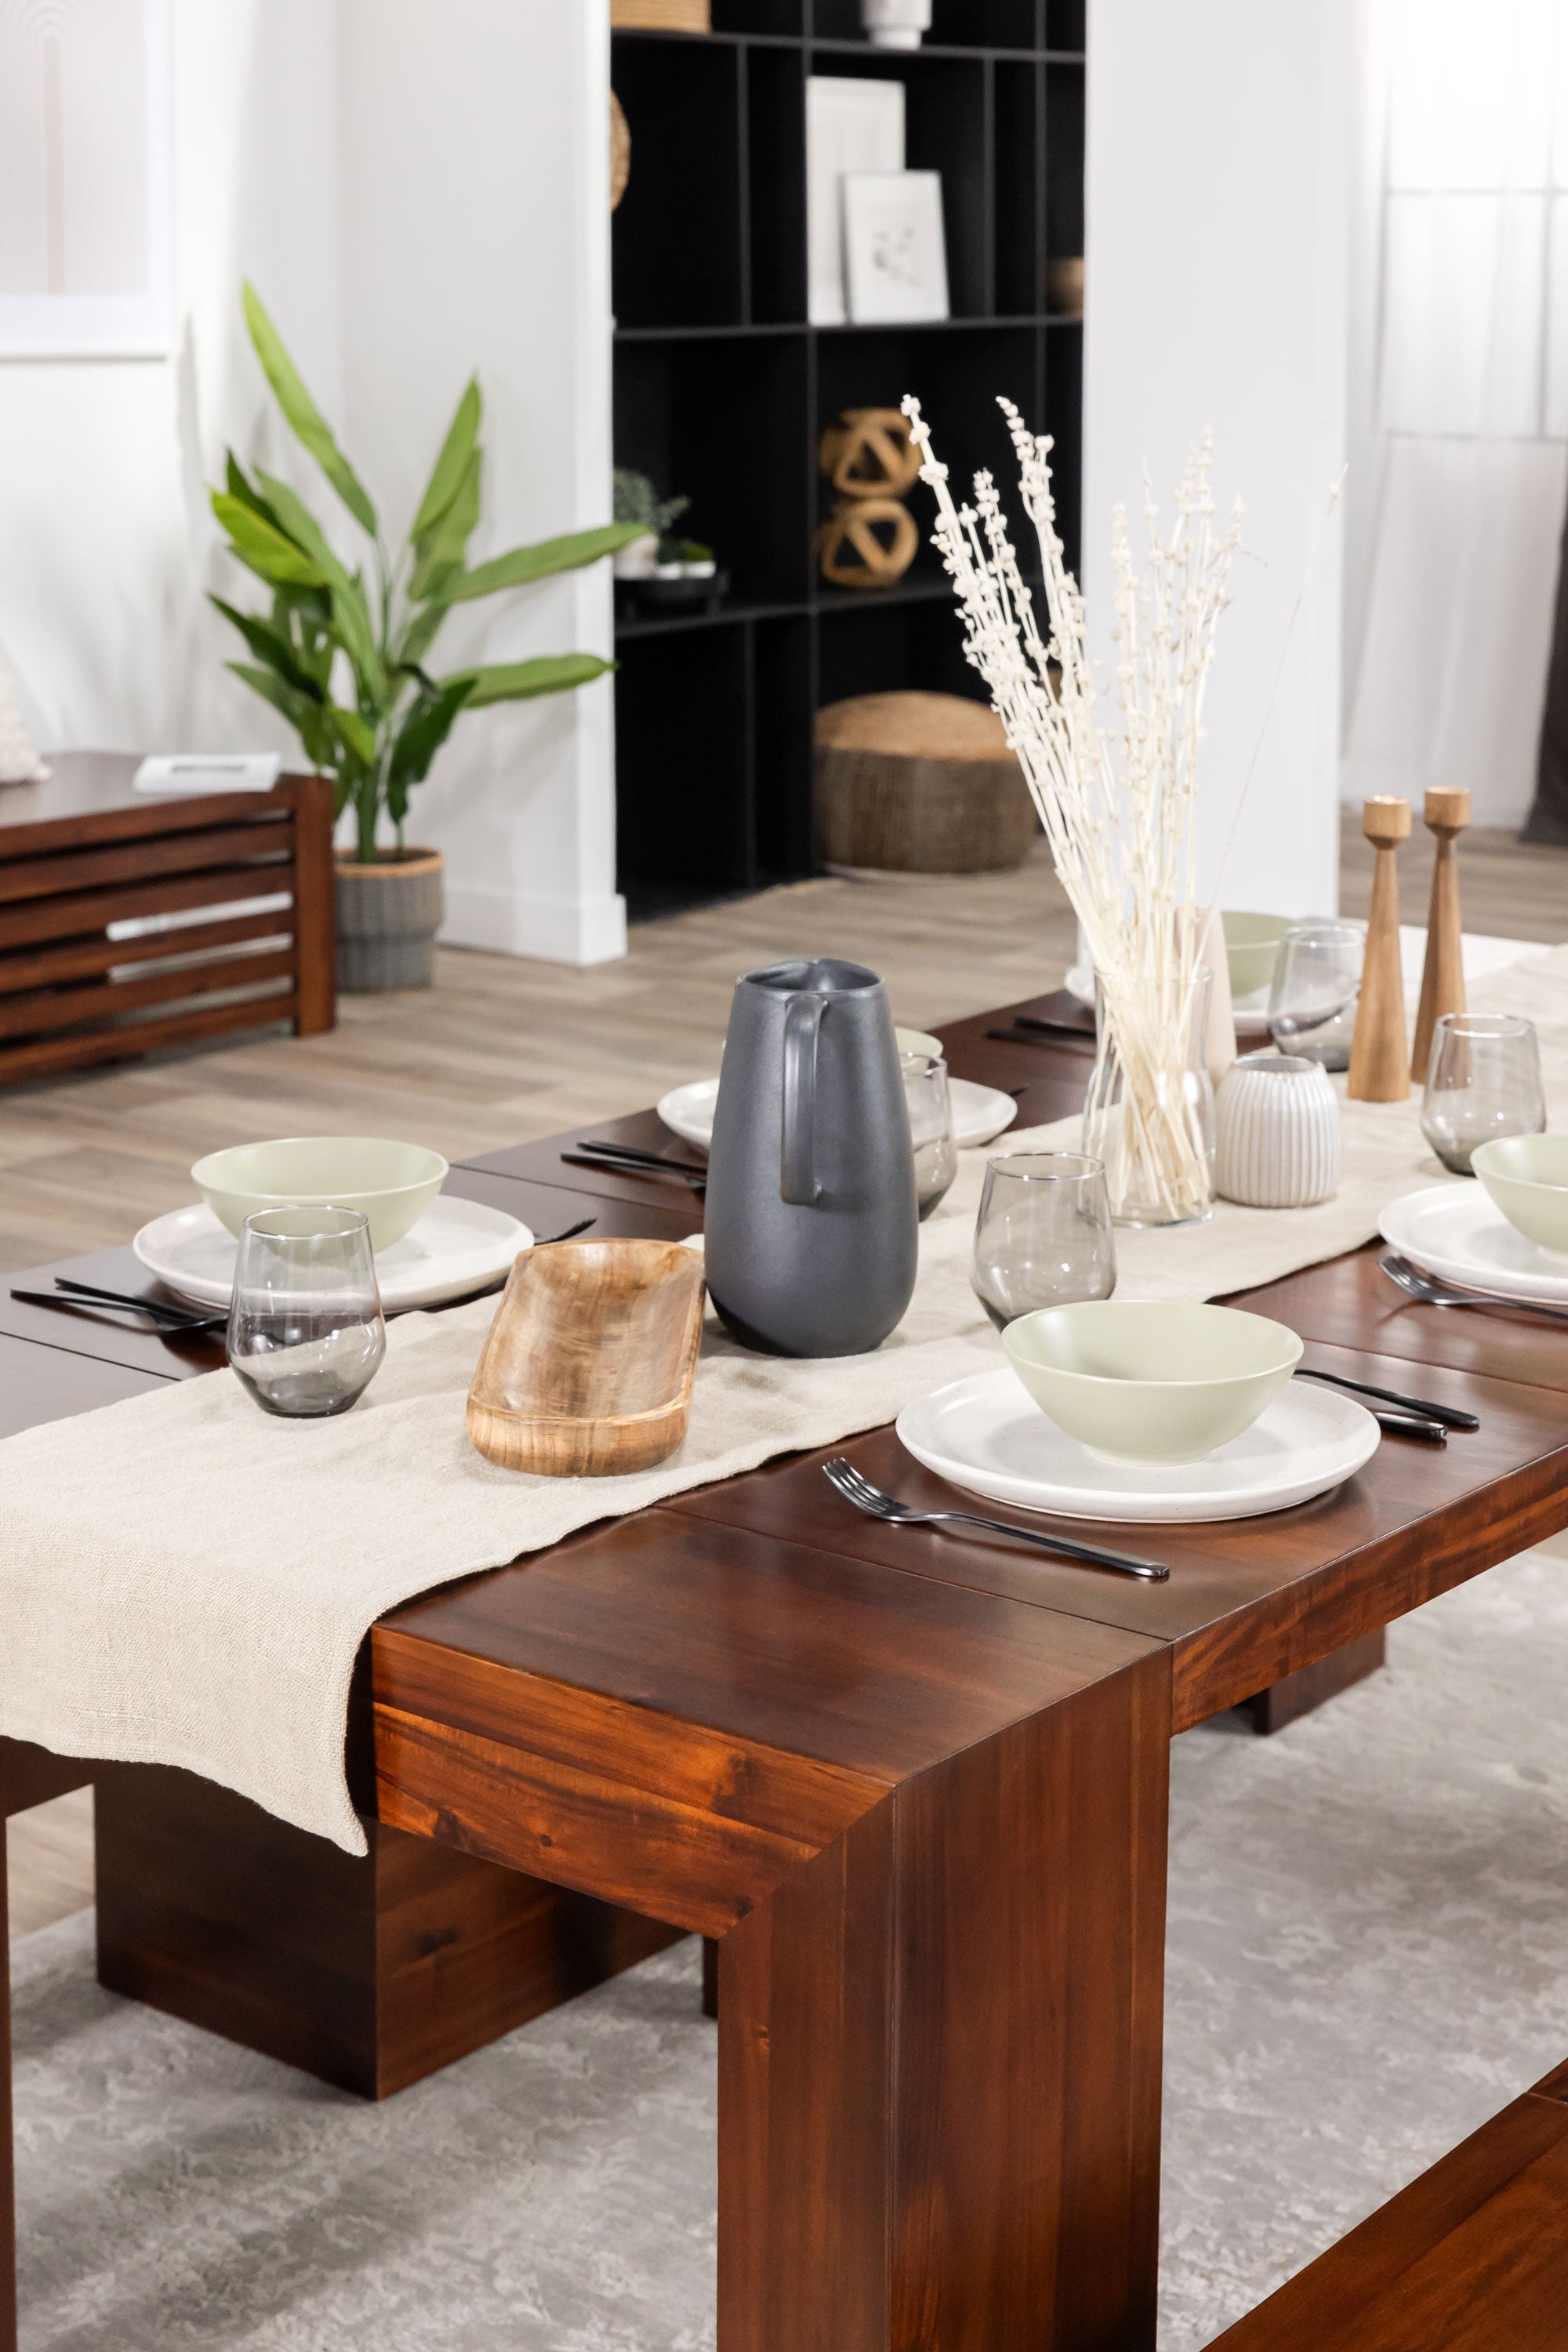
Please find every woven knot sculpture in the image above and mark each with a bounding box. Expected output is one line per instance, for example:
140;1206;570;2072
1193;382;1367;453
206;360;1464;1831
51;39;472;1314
817;407;922;590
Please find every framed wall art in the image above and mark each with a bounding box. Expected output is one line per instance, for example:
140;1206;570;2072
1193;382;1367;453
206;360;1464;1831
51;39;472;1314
844;170;950;326
0;0;173;358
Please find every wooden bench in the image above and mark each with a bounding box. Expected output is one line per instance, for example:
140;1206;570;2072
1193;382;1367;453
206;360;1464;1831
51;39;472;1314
1210;2056;1568;2349
0;753;334;1084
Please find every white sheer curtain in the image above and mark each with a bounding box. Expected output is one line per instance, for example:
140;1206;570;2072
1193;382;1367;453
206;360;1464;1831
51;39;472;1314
1345;0;1568;826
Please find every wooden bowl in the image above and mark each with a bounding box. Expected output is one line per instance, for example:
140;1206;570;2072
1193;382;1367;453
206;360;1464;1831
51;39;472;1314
466;1239;706;1477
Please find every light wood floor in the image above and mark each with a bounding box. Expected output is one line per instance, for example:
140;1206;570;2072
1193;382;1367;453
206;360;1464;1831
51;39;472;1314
7;811;1566;1941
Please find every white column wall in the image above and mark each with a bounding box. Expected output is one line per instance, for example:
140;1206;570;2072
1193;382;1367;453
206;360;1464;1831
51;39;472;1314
337;0;622;966
1082;0;1352;921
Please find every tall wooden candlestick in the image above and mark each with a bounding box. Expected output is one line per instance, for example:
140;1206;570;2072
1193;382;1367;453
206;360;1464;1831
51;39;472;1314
1410;784;1470;1083
1347;796;1412;1102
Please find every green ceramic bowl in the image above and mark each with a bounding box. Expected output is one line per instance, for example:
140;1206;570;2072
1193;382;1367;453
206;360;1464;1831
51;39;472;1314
1002;1299;1303;1465
1472;1134;1568;1255
191;1136;448;1251
1222;911;1291;1003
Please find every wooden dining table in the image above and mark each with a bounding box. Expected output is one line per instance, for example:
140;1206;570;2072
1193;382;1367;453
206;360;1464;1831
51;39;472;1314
3;988;1566;2352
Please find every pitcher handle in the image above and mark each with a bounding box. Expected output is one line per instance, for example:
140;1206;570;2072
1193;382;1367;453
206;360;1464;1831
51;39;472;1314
780;992;825;1205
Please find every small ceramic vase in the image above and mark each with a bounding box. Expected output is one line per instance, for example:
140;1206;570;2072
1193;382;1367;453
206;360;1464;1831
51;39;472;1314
1214;1051;1341;1210
862;0;932;49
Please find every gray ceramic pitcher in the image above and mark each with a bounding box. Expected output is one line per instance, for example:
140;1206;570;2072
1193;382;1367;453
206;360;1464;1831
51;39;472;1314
704;959;918;1357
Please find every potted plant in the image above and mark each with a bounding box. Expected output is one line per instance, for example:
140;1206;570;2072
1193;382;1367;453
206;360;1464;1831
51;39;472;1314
611;468;689;579
210;285;641;991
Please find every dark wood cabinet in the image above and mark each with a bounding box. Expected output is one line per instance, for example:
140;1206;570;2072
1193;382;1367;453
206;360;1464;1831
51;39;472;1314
611;1;1083;916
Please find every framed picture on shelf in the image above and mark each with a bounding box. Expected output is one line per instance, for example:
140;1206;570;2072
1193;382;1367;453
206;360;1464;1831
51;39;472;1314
844;172;950;326
806;76;906;328
0;0;173;358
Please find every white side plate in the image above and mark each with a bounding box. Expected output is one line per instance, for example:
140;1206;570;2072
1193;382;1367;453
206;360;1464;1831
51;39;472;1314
657;1074;1018;1156
134;1196;532;1313
895;1367;1379;1524
1379;1183;1568;1304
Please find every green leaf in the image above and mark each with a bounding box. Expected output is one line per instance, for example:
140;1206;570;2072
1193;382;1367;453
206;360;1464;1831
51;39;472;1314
223;453;287;534
442;653;614;708
211;492;328;588
252;472;388;702
409;448;481;604
332;704;379;765
208;596;325;703
394;600;450;670
242;282;378;536
253;470;352;590
226;662;334;768
412;379;482;544
384;678;477;825
445;524;644;604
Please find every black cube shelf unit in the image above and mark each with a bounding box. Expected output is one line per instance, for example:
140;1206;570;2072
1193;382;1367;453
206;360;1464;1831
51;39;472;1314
612;0;1085;918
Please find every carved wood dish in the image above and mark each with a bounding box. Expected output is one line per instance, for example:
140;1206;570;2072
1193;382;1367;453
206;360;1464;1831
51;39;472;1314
466;1238;706;1476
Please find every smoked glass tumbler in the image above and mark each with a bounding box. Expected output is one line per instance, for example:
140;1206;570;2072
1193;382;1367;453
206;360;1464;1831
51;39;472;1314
1421;1012;1545;1174
1267;920;1364;1071
971;1152;1116;1330
902;1050;960;1220
228;1206;387;1418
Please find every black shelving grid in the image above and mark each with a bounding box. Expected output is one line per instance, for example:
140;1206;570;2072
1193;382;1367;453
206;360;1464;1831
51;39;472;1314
611;0;1085;919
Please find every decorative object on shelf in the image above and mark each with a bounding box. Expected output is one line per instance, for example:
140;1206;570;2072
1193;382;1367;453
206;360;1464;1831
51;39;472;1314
1420;1011;1545;1174
817;495;920;590
1347;795;1413;1102
610;0;709;28
610;91;632;212
907;397;1243;1225
627;564;731;615
612;467;691;580
820;407;923;501
1411;783;1470;1080
814;691;1034;872
1083;967;1218;1228
844;170;950;325
704;957;918;1357
466;1238;706;1477
1214;1051;1341;1210
1047;257;1085;317
806;77;905;327
0;652;48;783
209;287;637;990
862;0;933;48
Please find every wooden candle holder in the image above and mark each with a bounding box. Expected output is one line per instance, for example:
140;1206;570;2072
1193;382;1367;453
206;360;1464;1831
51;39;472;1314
1410;785;1471;1083
1347;796;1413;1103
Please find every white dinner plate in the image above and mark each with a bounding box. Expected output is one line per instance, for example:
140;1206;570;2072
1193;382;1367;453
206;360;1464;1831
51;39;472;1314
1379;1182;1568;1305
895;1367;1379;1523
134;1196;533;1313
657;1075;1018;1156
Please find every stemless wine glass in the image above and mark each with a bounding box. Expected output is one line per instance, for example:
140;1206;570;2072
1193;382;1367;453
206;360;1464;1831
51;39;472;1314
902;1050;959;1220
228;1206;387;1418
971;1152;1116;1330
1420;1012;1546;1174
1267;920;1364;1070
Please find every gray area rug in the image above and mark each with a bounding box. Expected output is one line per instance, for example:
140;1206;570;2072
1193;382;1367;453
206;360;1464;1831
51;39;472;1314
13;1550;1568;2350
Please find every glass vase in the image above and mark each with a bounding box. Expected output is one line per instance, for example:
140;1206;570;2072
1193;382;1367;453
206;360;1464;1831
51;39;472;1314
1083;967;1217;1227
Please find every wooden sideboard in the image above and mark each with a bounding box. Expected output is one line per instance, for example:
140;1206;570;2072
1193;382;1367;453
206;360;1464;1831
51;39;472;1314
0;753;334;1083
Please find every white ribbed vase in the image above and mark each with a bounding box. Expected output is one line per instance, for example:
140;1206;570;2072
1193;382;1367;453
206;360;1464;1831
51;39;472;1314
1214;1051;1341;1210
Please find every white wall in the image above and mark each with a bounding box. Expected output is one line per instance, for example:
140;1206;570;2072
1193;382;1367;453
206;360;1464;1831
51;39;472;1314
0;0;620;967
337;0;622;967
0;0;341;757
1083;0;1352;920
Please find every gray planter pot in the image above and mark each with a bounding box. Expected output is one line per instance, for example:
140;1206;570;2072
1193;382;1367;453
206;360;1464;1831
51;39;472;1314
334;851;445;993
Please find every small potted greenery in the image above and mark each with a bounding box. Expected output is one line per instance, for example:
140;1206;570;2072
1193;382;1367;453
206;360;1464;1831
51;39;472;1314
210;286;640;991
612;469;726;612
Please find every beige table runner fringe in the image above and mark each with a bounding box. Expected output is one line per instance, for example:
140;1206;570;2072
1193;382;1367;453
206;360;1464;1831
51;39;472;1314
4;953;1566;1853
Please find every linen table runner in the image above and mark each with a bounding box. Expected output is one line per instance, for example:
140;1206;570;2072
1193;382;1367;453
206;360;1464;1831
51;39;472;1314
3;950;1566;1853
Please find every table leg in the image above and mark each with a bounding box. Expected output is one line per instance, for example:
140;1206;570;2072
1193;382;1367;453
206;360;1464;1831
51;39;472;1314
1244;1628;1387;1736
2;1817;16;2352
717;1653;1171;2352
